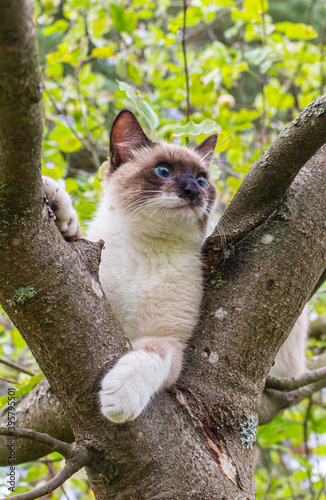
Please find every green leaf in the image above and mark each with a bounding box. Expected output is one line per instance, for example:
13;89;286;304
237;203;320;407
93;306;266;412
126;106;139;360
186;6;203;27
227;176;242;194
11;328;27;349
14;374;44;399
42;19;69;36
91;47;115;58
245;47;275;67
47;44;69;64
258;413;303;446
110;4;137;33
231;109;260;128
0;374;44;409
275;22;318;40
265;85;295;110
117;81;159;130
171;120;221;137
58;134;83;153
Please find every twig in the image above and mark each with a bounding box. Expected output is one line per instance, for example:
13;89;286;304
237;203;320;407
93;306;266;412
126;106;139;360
0;427;73;457
315;475;325;500
182;0;190;137
303;396;314;498
42;77;93;155
259;0;267;152
67;165;94;177
0;427;92;500
265;367;326;392
307;0;317;25
260;377;326;425
7;457;84;500
0;376;21;385
46;461;72;500
0;358;36;376
74;63;100;168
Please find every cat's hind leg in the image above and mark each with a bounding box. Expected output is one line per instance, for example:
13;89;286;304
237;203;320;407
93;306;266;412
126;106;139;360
99;337;184;423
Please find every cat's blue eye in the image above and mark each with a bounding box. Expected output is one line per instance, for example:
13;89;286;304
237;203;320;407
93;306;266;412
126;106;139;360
196;176;208;188
155;165;172;179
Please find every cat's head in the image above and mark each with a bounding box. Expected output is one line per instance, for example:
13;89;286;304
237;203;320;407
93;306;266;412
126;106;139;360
105;110;218;234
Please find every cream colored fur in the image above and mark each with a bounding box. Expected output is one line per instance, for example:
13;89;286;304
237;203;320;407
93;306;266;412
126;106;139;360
269;305;308;378
42;128;308;423
87;162;207;422
43;174;309;422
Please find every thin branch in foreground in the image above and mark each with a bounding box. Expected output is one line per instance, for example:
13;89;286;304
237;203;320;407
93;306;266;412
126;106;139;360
0;358;36;376
0;377;21;385
0;427;73;458
7;457;84;500
303;396;314;496
259;377;326;425
0;427;93;500
265;366;326;392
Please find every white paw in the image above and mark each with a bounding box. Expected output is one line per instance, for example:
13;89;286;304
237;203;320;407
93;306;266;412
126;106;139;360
99;350;170;423
43;176;79;238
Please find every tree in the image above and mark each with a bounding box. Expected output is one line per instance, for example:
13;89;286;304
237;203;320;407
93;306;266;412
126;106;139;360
0;0;326;498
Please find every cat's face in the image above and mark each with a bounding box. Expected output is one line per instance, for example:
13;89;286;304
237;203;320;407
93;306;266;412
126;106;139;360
105;110;217;232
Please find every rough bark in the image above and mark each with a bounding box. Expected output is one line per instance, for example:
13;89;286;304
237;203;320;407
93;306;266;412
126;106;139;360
206;94;326;248
0;1;326;498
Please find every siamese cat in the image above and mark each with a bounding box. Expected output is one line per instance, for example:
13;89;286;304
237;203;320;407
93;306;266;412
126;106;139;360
43;109;307;423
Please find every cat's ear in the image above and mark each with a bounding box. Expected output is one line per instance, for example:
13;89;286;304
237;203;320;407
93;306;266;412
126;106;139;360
194;134;218;166
109;110;154;171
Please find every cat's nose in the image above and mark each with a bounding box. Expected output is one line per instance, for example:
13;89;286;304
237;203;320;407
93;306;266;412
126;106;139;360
184;179;200;202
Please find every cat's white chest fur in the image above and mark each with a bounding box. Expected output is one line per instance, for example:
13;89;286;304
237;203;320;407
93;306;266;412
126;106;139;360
87;197;203;345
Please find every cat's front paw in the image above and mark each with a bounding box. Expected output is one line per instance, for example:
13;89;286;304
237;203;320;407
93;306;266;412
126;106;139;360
99;351;165;423
43;176;80;239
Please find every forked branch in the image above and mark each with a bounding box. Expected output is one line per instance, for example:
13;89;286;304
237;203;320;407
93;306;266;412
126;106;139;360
0;427;93;500
207;94;326;250
0;427;73;457
265;366;326;392
260;374;326;425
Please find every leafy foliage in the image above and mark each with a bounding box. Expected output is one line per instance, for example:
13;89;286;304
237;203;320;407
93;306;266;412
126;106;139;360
1;0;326;497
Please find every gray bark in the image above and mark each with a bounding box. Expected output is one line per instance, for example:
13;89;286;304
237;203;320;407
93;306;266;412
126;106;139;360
0;1;326;498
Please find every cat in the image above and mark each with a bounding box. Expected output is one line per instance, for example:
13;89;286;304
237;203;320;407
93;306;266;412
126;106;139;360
44;109;308;423
44;109;218;422
269;307;308;378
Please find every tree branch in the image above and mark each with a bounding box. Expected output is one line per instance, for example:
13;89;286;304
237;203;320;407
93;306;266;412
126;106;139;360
0;358;36;376
182;0;190;124
0;427;96;499
0;0;43;216
8;459;84;500
206;94;326;250
265;367;326;392
0;377;21;385
259;378;326;425
0;427;73;458
0;379;74;466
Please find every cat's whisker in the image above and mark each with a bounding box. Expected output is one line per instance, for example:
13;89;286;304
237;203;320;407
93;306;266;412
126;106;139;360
213;205;235;227
122;198;163;226
216;130;235;149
